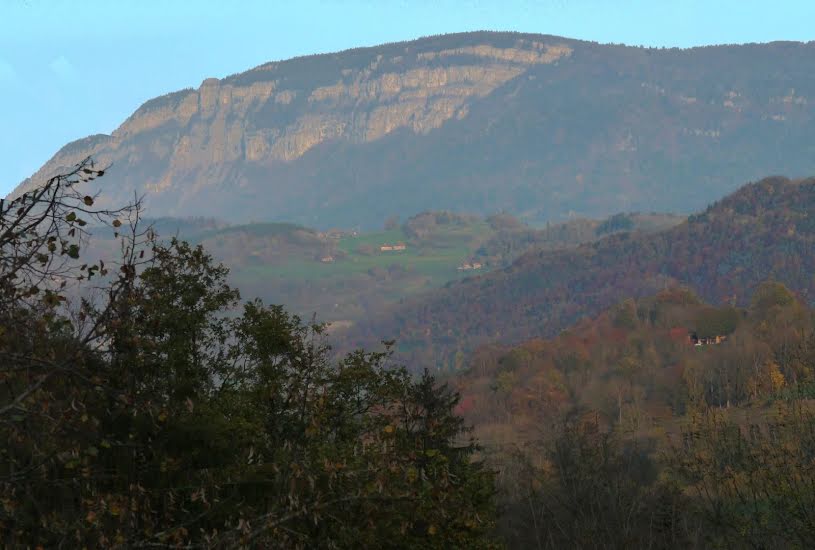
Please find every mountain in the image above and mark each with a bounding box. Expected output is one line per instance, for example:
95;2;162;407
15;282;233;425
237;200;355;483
11;32;815;228
344;176;815;369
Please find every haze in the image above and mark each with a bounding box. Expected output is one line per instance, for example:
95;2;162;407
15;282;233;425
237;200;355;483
2;0;814;194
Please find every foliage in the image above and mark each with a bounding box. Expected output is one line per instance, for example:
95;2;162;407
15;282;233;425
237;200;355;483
455;284;815;548
670;404;815;548
595;213;635;236
496;422;698;549
351;177;815;371
402;211;480;240
455;284;814;442
0;162;498;548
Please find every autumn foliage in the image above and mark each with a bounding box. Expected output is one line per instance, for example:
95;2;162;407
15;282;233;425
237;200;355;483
0;161;498;548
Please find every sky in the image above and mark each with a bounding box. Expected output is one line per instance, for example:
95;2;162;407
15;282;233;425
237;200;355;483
2;0;814;196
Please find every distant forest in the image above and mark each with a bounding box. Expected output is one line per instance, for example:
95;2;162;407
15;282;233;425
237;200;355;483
4;165;815;548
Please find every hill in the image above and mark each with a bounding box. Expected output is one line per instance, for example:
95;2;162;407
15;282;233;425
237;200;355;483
452;284;815;548
84;210;673;325
455;283;815;446
10;32;815;228
343;176;815;369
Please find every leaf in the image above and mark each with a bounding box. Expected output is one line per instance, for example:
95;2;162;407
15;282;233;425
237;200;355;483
83;196;94;206
66;212;77;222
112;219;122;228
68;244;80;259
406;466;418;483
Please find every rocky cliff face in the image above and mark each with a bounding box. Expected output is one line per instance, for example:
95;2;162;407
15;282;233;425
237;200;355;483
16;36;571;210
12;32;815;228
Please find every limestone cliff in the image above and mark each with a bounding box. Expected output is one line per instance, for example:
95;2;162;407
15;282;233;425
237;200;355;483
16;35;570;204
11;32;815;228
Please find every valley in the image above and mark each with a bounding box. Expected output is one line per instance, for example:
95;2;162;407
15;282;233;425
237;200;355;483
6;17;815;549
127;210;682;325
346;176;815;370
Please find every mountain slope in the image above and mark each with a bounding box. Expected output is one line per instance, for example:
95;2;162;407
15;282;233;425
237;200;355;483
454;284;814;446
344;177;815;369
11;32;815;228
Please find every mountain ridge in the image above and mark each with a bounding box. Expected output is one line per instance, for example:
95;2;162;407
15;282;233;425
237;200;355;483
10;31;815;228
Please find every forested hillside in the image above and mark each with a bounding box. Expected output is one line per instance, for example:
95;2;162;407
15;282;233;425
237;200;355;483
5;161;815;549
457;284;815;548
346;176;815;369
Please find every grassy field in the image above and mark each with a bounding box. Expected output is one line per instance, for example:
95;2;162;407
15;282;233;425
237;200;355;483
240;224;490;283
224;222;494;324
98;213;680;327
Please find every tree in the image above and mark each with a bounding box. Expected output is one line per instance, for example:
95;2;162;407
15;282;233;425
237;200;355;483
0;160;499;548
384;215;400;231
670;405;815;548
497;420;696;549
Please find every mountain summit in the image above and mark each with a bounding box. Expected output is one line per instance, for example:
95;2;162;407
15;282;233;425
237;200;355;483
12;32;815;228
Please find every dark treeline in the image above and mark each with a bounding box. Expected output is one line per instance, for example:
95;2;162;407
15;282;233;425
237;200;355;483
0;162;496;548
3;162;815;548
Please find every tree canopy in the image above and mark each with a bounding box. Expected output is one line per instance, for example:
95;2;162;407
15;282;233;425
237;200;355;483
0;160;498;548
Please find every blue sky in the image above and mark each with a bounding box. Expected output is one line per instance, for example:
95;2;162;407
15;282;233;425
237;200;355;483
2;0;814;196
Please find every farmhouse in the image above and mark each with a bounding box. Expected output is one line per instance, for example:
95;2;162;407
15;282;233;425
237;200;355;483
380;243;406;251
689;332;728;346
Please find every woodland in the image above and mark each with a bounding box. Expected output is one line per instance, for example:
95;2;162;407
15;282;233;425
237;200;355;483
348;176;815;371
3;161;815;549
